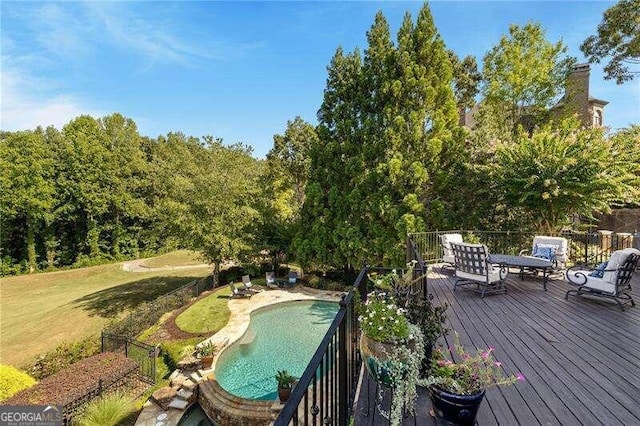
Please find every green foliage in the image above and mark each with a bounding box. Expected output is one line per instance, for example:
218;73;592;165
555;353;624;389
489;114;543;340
492;121;640;234
160;338;202;372
481;22;575;135
449;51;481;110
74;392;135;426
0;365;36;401
581;0;640;84
275;370;297;388
24;336;100;380
298;4;459;268
425;333;522;395
405;293;448;343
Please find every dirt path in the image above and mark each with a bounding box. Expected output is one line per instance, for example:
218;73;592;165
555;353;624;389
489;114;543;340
121;258;212;273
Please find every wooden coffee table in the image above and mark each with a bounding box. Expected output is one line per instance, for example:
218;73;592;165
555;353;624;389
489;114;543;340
488;254;553;290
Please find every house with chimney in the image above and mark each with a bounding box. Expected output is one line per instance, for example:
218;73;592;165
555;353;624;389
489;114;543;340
459;63;608;129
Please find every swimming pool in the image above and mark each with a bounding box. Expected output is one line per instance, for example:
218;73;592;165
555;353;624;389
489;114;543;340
215;300;339;400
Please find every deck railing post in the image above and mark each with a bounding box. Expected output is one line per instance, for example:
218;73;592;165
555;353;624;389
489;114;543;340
338;315;348;425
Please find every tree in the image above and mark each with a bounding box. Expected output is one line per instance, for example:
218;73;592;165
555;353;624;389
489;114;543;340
298;4;460;268
0;129;56;272
156;134;263;285
492;120;640;234
581;0;640;84
481;22;575;135
266;117;317;219
448;51;481;111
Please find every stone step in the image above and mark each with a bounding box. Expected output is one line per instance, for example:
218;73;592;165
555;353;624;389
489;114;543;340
189;371;202;383
176;389;194;400
168;398;189;410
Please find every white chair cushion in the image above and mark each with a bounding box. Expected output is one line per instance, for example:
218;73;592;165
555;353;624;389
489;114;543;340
602;248;640;284
567;270;616;293
441;234;463;258
456;267;502;284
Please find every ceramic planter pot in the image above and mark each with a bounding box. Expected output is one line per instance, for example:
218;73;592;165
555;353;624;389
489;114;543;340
359;334;400;387
278;386;292;403
428;385;485;426
201;355;214;369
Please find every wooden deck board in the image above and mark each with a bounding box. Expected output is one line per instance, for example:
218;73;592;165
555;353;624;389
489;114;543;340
353;267;640;426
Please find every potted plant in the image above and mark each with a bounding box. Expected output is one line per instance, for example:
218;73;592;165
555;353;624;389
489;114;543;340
368;261;421;308
405;293;448;377
275;370;296;403
421;333;524;426
197;342;217;369
357;289;425;425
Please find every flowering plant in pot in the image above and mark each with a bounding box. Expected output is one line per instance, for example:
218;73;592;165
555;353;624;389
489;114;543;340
421;333;524;426
275;370;297;403
405;292;448;377
357;290;425;425
196;342;217;369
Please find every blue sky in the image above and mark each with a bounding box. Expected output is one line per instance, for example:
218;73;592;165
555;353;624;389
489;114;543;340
2;1;638;158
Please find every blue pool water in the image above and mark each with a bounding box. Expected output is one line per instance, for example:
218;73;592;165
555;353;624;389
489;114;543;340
215;300;339;400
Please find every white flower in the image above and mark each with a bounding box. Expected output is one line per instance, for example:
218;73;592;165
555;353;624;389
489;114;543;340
378;326;383;330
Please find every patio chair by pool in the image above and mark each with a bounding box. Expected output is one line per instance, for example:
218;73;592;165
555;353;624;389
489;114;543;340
565;248;639;311
520;236;569;270
229;282;251;298
440;233;464;268
452;242;507;298
241;275;256;292
288;271;298;287
265;271;279;289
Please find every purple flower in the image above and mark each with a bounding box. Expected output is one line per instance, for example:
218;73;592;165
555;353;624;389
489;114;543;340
516;373;525;381
494;362;502;367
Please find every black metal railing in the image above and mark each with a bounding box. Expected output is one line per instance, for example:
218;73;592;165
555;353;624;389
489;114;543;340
101;332;157;383
62;361;142;424
408;230;636;266
103;275;213;338
274;268;367;426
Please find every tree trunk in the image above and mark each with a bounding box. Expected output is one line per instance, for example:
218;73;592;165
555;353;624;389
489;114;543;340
26;214;36;274
87;214;100;256
212;261;220;288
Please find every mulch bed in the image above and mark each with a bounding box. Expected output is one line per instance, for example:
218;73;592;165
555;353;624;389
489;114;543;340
5;352;139;406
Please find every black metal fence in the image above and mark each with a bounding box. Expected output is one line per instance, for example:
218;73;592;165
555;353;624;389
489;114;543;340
408;230;637;266
62;361;142;424
103;275;213;337
101;332;157;383
273;268;366;426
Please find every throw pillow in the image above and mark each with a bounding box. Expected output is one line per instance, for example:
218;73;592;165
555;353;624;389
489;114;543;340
588;262;608;278
532;244;557;261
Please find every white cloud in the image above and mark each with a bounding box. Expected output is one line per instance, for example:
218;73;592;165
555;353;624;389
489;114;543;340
1;64;102;131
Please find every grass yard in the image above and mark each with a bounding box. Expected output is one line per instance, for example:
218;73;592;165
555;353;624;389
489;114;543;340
0;254;210;367
174;286;232;334
140;250;206;269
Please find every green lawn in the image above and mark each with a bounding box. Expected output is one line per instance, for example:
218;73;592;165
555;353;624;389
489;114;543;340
0;257;210;367
174;286;232;334
140;250;206;269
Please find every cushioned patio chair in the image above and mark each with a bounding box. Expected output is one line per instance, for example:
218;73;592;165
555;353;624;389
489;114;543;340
452;242;508;298
565;248;639;311
265;271;279;289
520;236;569;270
440;233;464;268
288;271;298;287
229;282;251;298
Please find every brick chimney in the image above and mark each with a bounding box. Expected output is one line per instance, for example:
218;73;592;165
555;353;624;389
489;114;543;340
565;63;591;125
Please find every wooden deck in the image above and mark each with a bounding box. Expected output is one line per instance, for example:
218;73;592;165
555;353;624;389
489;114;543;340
353;266;640;425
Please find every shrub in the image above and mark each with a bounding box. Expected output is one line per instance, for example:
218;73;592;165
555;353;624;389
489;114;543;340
25;335;100;380
74;392;134;426
160;338;201;372
0;365;36;401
